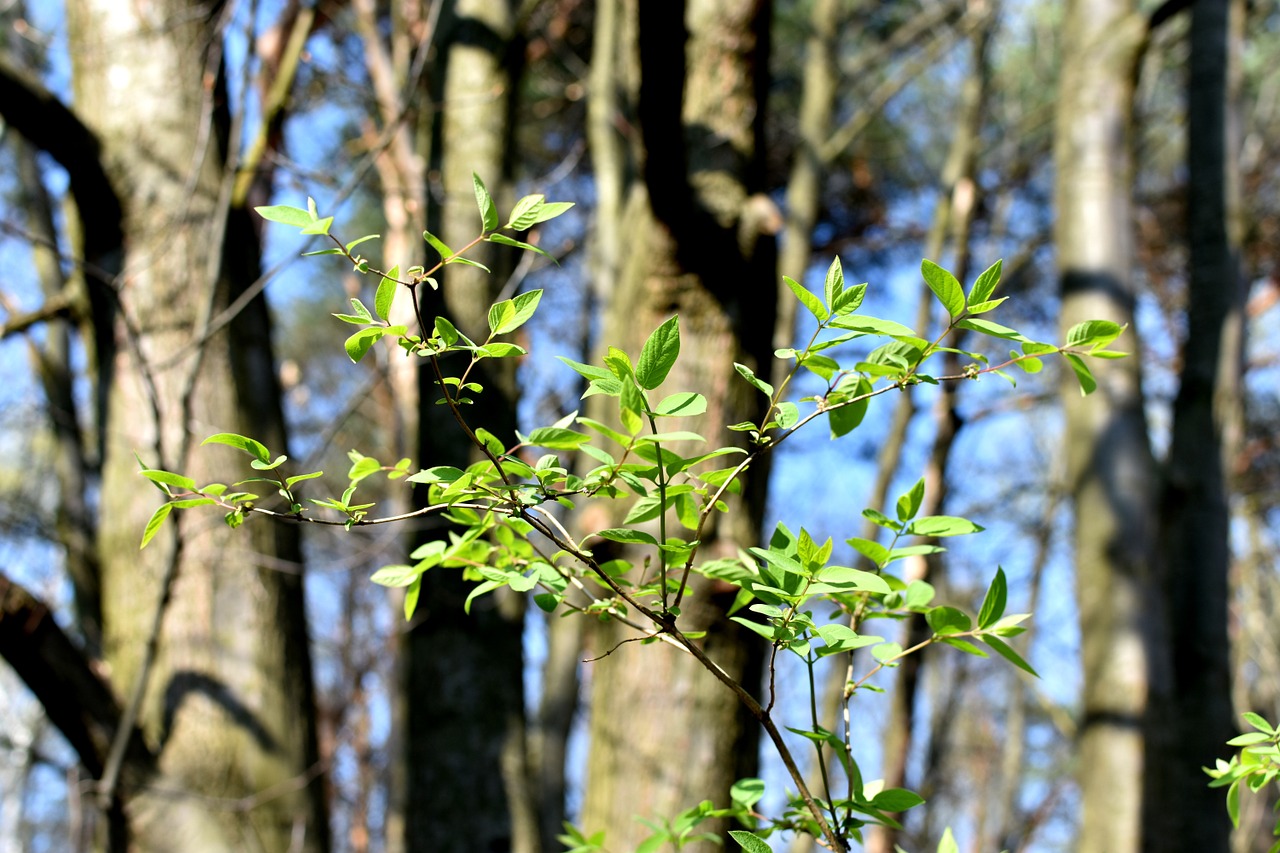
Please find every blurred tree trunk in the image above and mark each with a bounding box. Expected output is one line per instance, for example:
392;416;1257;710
1054;2;1155;852
1145;0;1243;850
404;1;537;851
867;11;996;852
579;2;776;849
57;0;327;850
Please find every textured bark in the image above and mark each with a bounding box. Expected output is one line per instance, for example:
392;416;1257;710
579;2;774;850
1144;1;1242;850
65;1;327;849
405;2;533;851
1054;2;1155;852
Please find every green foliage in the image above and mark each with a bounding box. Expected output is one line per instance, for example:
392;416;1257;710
141;181;1127;852
1208;713;1280;850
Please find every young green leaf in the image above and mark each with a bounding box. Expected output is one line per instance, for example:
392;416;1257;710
1064;352;1097;395
967;258;1003;306
728;830;772;853
784;275;829;323
506;194;546;230
473;172;499;231
486;289;542;335
255;204;313;227
636;316;681;390
824;256;845;307
374;266;400;321
422;230;453;260
487;232;555;262
896;477;926;522
344;328;386;363
653;392;707;417
140;503;173;549
370;565;422;587
203;433;271;463
141;469;197;492
982;634;1040;677
977;566;1008;629
921;259;966;321
596;528;659;546
734;362;774;397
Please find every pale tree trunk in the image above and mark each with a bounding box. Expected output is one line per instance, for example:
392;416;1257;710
579;2;775;850
1054;2;1155;852
1145;1;1243;850
65;1;328;850
404;2;536;851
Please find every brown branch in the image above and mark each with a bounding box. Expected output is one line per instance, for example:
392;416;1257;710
0;288;75;339
0;570;155;779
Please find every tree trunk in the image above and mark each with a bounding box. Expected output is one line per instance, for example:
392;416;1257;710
579;2;775;849
1145;1;1243;850
405;2;535;851
1054;2;1154;852
65;1;327;849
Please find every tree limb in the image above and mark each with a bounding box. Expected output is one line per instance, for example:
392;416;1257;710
0;569;155;779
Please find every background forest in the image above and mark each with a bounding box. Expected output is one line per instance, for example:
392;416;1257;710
0;0;1278;851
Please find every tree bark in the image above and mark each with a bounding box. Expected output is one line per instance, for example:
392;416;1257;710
579;2;775;849
405;2;534;851
1145;1;1243;850
63;1;328;849
1054;2;1155;852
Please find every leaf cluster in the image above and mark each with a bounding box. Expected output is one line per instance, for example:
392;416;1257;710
136;179;1127;853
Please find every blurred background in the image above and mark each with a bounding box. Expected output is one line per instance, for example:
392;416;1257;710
0;0;1277;851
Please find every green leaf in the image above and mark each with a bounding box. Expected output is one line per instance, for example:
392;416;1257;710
300;216;333;236
775;401;800;429
140;469;197;492
446;255;491;273
375;266;400;321
730;778;765;809
371;565;421;587
344;328;385;363
203;433;271;463
817;565;891;593
636;316;681;390
473;172;499;231
896;477;925;523
422;229;453;260
784;276;828;323
956;317;1026;340
140;503;172;549
734;362;774;397
832;282;867;315
921;259;965;320
871;788;925;812
968;259;1002;306
908;515;984;537
982;635;1040;677
847;536;889;567
486;232;555;262
405;576;421;619
653;392;707;417
824;256;845;307
596;528;658;546
1064;352;1097;395
828;395;868;438
937;827;960;853
1243;712;1276;735
525;426;591;450
620;380;644;435
977;567;1007;629
728;830;772;853
1066;319;1124;349
926;606;971;634
506;193;546;230
255;204;312;227
829;315;918;338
